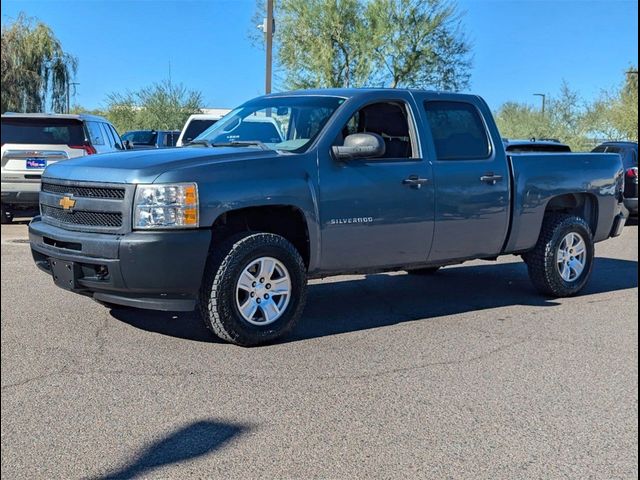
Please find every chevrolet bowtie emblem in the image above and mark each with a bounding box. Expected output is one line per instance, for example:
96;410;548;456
59;196;76;210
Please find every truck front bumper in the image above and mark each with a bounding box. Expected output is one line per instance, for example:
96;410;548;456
29;216;211;311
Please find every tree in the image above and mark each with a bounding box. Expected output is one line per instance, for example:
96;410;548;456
274;0;371;89
252;0;471;91
586;68;638;142
495;81;593;151
1;13;77;113
102;80;204;132
366;0;471;90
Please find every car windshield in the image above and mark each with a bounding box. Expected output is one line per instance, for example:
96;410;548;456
122;131;157;145
193;96;346;152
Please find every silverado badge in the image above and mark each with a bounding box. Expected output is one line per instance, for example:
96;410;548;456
59;196;76;210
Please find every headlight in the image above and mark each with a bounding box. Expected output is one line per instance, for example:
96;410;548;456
133;183;199;229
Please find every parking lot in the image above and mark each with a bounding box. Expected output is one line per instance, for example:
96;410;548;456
1;219;637;479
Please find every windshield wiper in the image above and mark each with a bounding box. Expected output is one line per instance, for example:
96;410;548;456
184;139;212;147
211;141;270;151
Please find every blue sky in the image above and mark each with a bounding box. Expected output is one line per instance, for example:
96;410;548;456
1;0;638;111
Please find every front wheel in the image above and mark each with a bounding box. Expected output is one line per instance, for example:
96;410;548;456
523;214;594;297
199;232;307;346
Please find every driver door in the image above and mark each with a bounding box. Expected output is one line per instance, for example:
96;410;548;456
318;97;435;272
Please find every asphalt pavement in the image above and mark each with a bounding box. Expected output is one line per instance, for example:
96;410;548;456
1;218;637;479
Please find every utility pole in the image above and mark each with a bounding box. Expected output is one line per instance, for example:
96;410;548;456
533;93;546;116
265;0;274;95
67;82;80;113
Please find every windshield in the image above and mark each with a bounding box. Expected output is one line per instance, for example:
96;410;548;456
192;96;345;152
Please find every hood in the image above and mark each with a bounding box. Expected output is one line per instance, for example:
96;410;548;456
42;146;279;184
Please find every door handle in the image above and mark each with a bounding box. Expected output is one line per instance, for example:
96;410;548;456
480;173;503;185
402;175;429;188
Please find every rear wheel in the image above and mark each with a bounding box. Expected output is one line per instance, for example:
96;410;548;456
523;214;594;297
199;232;307;346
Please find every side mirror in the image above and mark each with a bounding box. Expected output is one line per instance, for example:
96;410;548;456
332;133;385;160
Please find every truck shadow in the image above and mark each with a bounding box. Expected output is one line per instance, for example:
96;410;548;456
94;419;246;479
109;257;637;344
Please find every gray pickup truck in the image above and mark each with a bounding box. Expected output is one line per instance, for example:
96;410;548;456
29;89;628;346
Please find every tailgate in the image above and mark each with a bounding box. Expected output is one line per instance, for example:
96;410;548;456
1;116;87;179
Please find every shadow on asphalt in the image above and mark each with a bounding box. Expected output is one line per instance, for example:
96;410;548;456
96;420;245;479
109;257;637;344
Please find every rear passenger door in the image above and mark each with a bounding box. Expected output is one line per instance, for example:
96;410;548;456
420;98;510;262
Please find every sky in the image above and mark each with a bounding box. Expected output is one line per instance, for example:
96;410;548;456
1;0;638;111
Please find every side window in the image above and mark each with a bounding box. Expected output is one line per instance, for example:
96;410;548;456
100;123;115;148
423;101;491;161
108;125;123;149
85;121;105;145
337;102;414;159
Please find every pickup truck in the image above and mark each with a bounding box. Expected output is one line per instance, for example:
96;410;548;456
120;130;181;150
29;89;628;346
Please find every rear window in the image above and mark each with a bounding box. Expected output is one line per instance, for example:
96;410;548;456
423;101;491;160
592;145;622;154
182;119;218;144
592;144;638;168
506;143;571;153
1;117;85;146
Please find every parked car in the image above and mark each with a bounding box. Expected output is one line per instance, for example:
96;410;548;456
121;130;180;150
503;138;571;153
29;89;628;346
176;110;231;147
1;113;124;223
591;141;638;214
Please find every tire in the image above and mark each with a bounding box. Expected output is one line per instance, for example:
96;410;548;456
199;232;307;346
1;204;13;224
406;266;441;275
522;214;594;297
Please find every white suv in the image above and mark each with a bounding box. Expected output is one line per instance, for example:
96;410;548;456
176;110;231;147
1;113;124;223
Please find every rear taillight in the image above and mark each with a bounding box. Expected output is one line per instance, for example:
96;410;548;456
69;144;97;155
626;167;638;178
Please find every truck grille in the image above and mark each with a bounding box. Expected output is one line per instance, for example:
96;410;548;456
41;182;125;199
40;180;133;234
41;205;123;228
